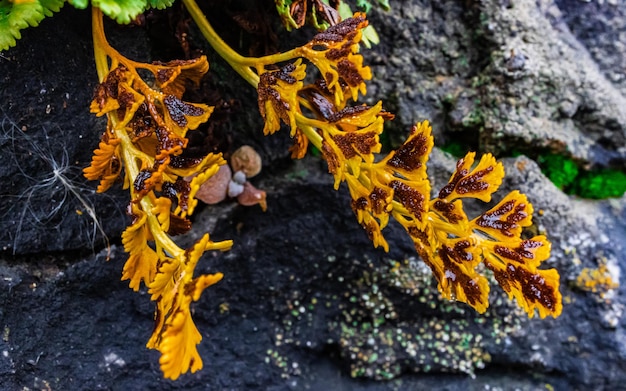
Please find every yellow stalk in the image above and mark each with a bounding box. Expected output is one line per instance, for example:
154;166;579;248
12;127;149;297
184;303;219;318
92;6;184;259
92;8;109;82
181;0;305;88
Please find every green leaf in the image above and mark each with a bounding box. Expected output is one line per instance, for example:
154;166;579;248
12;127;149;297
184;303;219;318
69;0;175;24
274;0;299;31
147;0;174;10
40;0;65;16
338;2;379;48
575;169;626;199
0;0;65;51
91;0;148;24
355;0;371;13
356;0;390;12
68;0;88;8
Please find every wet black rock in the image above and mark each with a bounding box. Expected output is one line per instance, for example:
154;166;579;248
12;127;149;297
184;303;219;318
1;1;625;390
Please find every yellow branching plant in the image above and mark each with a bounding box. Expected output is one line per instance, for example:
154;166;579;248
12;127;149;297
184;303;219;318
183;5;562;319
84;8;232;380
83;2;562;381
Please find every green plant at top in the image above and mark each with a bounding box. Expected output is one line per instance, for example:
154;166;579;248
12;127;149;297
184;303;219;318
5;0;562;382
0;0;64;49
1;0;173;48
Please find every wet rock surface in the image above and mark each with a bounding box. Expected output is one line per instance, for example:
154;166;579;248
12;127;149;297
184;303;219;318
1;1;625;390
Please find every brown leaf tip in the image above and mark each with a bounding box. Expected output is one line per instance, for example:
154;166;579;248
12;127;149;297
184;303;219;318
455;166;493;195
312;13;367;44
438;244;484;306
164;95;206;127
386;129;430;172
493;263;560;313
432;199;464;224
336;59;364;87
475;200;528;237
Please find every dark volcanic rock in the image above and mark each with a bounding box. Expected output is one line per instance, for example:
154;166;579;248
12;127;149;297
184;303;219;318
1;1;625;391
0;7;128;255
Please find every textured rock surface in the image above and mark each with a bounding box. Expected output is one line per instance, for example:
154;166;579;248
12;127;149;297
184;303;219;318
1;1;625;390
0;9;138;254
366;0;626;166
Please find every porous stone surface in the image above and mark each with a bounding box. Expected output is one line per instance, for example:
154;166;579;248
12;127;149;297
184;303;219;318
366;0;626;166
0;1;625;390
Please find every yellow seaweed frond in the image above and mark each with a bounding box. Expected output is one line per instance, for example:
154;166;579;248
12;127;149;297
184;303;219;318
147;234;228;380
150;57;210;98
257;60;306;135
86;8;233;379
438;152;505;203
162;96;214;138
82;134;121;193
482;235;560;318
300;13;371;105
237;12;561;319
82;5;564;381
470;191;535;242
120;208;157;291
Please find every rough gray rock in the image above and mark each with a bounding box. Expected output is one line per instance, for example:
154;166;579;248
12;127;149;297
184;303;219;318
557;0;626;96
0;1;625;390
366;0;626;167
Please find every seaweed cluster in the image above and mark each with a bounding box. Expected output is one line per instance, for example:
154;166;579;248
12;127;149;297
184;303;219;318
5;0;562;380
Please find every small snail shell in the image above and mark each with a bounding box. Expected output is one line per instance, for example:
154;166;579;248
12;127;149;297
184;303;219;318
230;145;262;178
